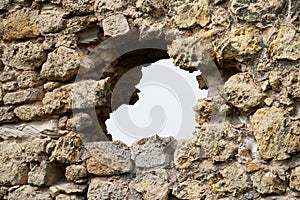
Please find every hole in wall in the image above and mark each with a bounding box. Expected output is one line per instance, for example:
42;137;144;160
106;58;208;145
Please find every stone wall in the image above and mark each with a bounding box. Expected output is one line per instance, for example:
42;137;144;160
0;0;299;199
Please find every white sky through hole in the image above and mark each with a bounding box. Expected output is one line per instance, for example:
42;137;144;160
106;59;208;146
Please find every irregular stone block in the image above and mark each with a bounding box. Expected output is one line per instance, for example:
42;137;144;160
55;194;85;200
94;0;123;16
131;135;177;170
215;26;262;64
2;41;47;70
172;180;206;199
0;0;11;11
193;99;213;125
88;176;135;199
14;103;45;121
24;137;51;162
0;106;16;123
7;185;52;200
171;0;210;28
290;166;300;191
102;14;130;37
28;161;64;186
17;71;44;89
269;26;300;61
251;170;286;195
251;107;288;160
285;118;300;153
230;0;285;22
62;0;94;14
222;73;266;115
49;181;87;196
2;8;40;41
50;131;82;164
2;81;18;92
65;165;88;183
0;70;17;82
41;46;83;81
38;4;67;34
196;123;241;162
130;169;170;200
85;141;134;176
43;79;110;114
3;88;44;105
212;165;250;197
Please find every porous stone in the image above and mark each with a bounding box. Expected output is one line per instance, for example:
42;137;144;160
2;41;47;70
215;26;262;64
28;161;64;186
102;14;130;37
193;99;213;125
55;194;85;200
172;180;206;200
251;107;288;160
223;73;266;115
94;0;123;15
0;70;17;82
85;141;134;176
195;123;241;162
17;71;44;89
2;8;40;41
0;0;11;11
131;135;177;170
251;170;287;195
290;166;300;191
24;137;51;162
171;0;210;28
0;106;16;123
14;103;45;121
285;118;300;154
130;169;170;200
3;88;44;105
7;185;52;200
41;46;83;81
230;0;285;22
38;4;67;34
2;81;18;91
50;132;82;164
212;165;250;197
62;0;94;14
269;26;300;61
65;165;88;183
88;177;135;199
66;112;93;131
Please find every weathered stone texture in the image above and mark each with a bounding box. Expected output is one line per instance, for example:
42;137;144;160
3;88;44;105
102;14;130;37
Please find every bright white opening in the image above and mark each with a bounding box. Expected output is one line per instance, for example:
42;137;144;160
106;59;208;146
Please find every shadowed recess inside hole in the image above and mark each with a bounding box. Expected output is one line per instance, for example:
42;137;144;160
106;58;208;145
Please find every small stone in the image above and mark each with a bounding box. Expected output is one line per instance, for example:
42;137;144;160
132;135;177;170
0;106;16;123
130;169;170;200
172;180;206;199
2;8;40;41
65;165;88;183
193;99;213;125
171;0;210;28
24;138;51;162
269;26;300;61
66;112;93;131
86;141;134;176
14;103;45;121
41;46;83;81
2;41;47;70
94;0;123;16
215;26;262;64
212;165;250;197
223;73;266;115
28;161;64;186
49;181;87;196
290;166;300;191
251;107;288;160
285;118;300;154
251;170;286;195
38;4;67;34
17;71;44;89
0;70;17;82
3;88;44;105
0;0;11;11
7;185;52;200
62;0;94;14
55;194;85;200
43;82;61;92
246;162;264;173
102;14;130;37
50;132;82;164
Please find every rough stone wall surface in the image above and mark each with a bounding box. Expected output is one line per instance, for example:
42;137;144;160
0;0;299;200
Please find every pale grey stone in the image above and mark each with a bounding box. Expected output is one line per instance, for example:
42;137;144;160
7;185;52;200
102;14;130;37
3;88;44;105
0;106;16;123
49;181;87;196
17;71;44;89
